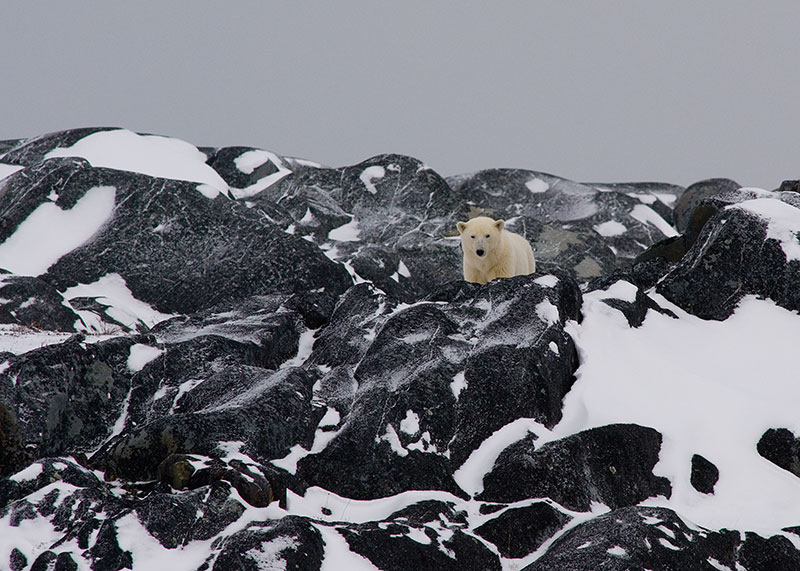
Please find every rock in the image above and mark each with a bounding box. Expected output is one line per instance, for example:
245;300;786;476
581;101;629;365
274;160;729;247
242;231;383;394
0;272;81;332
90;366;316;482
690;454;719;494
659;195;800;320
0;403;28;478
0;336;141;459
479;424;671;510
298;273;582;500
525;506;742;571
672;178;741;235
0;153;352;315
757;428;800;478
209;516;325;571
448;170;682;280
474;502;571;559
338;500;501;571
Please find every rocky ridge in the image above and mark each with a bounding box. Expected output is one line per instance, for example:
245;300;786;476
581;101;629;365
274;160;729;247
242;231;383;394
0;128;799;570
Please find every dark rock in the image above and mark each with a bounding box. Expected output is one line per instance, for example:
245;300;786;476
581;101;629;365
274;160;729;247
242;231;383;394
757;428;800;478
673;178;741;234
739;532;800;570
779;180;800;193
479;424;671;511
299;273;582;500
205;146;288;192
690;454;719;494
659;199;800;320
9;548;26;571
448;170;682;280
525;506;741;571
0;272;81;332
150;294;302;369
210;516;325;571
339;500;501;571
475;502;571;559
0;128;117;167
0;403;28;477
0;156;352;315
0;336;140;459
90;367;316;481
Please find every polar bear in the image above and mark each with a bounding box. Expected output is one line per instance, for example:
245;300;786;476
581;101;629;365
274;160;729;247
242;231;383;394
456;216;536;284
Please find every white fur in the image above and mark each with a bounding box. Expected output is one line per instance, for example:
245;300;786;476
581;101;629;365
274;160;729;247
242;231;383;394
456;216;536;284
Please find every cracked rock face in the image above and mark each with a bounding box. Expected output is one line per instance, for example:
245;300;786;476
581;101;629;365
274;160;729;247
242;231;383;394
1;129;799;570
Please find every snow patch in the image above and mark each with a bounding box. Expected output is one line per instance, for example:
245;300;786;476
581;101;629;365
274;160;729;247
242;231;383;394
400;410;420;435
64;273;177;331
45;129;230;198
0;185;116;276
526;178;550;194
127;344;164;373
732;198;800;261
360;166;385;194
0;163;23;181
593;220;627;237
328;218;361;242
630;204;678;237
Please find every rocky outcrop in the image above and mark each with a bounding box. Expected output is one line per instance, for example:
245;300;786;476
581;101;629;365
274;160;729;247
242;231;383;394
1;128;798;570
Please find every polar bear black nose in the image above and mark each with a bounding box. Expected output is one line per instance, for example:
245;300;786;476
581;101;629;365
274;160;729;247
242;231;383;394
476;249;485;257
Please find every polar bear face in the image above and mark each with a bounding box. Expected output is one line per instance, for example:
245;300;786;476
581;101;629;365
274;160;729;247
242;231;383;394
457;216;505;259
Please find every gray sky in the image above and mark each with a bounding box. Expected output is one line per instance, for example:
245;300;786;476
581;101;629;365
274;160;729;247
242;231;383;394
3;2;799;188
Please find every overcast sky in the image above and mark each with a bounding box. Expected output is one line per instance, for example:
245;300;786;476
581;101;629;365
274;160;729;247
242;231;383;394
3;2;799;188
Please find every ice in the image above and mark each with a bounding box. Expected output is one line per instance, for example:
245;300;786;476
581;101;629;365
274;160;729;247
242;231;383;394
45;129;230;198
0;185;116;276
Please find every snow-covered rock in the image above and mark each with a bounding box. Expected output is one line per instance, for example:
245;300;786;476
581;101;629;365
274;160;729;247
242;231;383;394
1;127;800;570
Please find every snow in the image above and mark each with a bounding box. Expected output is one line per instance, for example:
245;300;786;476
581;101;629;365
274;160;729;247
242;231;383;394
630;204;678;237
229;149;292;199
732;198;800;261
450;371;467;399
553;292;800;534
64;273;176;331
127;343;164;372
0;163;23;181
9;462;43;482
535;299;560;325
534;275;559;288
526;178;550;194
400;410;420;435
593;220;627;237
0;185;116;276
328;218;361;242
592;280;639;303
360;166;385;194
44;129;230;198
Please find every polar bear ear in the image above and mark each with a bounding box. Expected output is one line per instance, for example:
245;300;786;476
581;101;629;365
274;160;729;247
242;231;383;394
457;221;467;234
494;219;505;231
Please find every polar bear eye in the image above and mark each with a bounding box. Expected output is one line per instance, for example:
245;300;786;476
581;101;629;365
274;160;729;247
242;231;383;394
470;235;475;239
485;234;490;238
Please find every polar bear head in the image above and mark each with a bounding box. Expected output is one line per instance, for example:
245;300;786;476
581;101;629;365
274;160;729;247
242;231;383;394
457;216;505;259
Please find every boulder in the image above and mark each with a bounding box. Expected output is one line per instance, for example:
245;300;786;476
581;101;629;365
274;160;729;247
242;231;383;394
479;424;671;510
